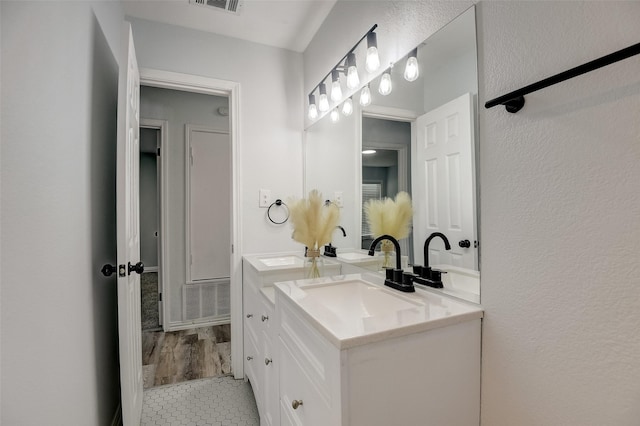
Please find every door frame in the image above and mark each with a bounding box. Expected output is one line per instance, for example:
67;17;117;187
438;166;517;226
139;68;243;378
139;118;168;328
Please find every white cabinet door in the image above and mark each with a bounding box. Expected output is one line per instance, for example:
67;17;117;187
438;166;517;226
116;22;143;426
413;93;477;269
278;338;332;426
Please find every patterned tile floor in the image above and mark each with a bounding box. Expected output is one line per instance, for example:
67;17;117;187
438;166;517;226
141;375;259;426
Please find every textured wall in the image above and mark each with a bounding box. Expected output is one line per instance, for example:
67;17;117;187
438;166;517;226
478;2;640;424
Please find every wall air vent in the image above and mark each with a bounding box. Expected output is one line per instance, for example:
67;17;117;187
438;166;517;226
189;0;243;15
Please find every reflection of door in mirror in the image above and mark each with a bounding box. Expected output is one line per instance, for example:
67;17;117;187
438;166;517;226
361;117;413;262
413;92;477;271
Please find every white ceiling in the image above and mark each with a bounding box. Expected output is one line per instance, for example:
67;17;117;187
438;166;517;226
123;0;337;52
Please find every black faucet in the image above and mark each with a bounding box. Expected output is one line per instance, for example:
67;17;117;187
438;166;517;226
368;235;415;293
324;226;347;257
412;232;451;289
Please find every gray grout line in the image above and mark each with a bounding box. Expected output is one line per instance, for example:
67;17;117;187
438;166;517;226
141;376;259;426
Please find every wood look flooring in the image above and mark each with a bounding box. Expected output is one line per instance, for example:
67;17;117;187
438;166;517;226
142;324;232;389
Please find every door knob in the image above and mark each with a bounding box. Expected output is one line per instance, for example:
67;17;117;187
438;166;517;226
292;400;303;410
101;264;116;277
458;240;471;248
128;261;144;275
264;358;272;365
261;315;269;322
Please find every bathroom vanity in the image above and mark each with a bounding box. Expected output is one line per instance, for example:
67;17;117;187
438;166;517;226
243;254;483;426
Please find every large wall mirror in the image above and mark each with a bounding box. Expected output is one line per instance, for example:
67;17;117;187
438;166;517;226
304;6;479;303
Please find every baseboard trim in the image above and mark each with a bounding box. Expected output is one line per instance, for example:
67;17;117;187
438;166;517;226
110;404;122;426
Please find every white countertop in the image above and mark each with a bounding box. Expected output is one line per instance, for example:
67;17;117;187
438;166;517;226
274;273;483;349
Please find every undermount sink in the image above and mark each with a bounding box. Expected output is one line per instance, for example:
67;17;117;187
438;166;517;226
259;255;302;267
243;252;342;285
304;279;422;318
335;251;373;261
275;273;483;348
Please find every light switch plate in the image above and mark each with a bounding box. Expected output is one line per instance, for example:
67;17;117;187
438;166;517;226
334;191;343;208
259;189;271;208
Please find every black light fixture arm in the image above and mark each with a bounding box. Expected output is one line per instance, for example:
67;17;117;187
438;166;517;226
308;24;378;98
485;41;640;113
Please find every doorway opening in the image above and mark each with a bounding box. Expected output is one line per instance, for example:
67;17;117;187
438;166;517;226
361;115;414;263
137;69;242;388
139;123;164;331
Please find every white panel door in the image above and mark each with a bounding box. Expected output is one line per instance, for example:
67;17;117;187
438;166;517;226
413;93;477;269
187;126;231;282
116;23;143;426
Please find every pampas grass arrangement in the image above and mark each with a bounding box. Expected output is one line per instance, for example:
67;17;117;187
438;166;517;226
364;191;413;268
289;190;340;278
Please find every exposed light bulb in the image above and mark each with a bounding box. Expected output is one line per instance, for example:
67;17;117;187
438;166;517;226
330;70;342;102
378;71;392;96
341;98;353;116
318;83;329;112
330;108;340;123
360;85;372;106
308;103;318;120
308;94;318;120
404;48;419;82
362;149;377;155
346;52;359;89
365;32;380;73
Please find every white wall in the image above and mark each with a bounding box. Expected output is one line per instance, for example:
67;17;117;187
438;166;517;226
1;1;124;424
478;2;640;424
128;18;305;256
306;1;640;424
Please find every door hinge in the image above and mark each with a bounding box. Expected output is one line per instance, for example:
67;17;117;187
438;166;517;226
231;244;234;254
157;147;161;157
159;293;162;302
190;146;194;165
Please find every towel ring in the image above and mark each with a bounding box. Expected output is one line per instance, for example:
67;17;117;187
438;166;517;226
267;199;289;225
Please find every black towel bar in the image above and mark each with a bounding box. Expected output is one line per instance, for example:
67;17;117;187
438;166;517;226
485;41;640;113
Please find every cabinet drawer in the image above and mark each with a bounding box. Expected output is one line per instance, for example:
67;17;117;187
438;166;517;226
259;293;274;333
278;298;335;404
279;336;332;426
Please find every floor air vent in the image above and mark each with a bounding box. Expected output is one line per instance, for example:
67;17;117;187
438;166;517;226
189;0;243;14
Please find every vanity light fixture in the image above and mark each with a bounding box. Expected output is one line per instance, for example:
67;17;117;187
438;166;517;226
306;25;378;121
318;83;330;112
330;108;340;123
346;52;360;89
378;67;393;96
360;84;372;106
330;70;342;102
362;149;377;154
341;97;353;116
404;48;419;82
365;32;380;73
308;94;318;120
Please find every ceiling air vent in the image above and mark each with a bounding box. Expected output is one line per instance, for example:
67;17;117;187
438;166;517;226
189;0;243;15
